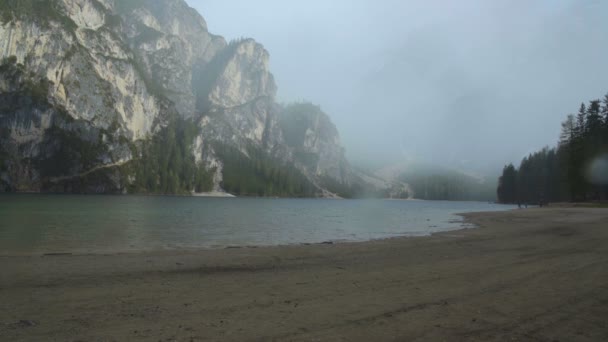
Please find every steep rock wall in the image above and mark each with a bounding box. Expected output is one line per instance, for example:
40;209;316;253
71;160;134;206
0;0;355;196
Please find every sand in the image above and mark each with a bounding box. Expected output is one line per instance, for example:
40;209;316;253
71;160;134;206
1;207;607;341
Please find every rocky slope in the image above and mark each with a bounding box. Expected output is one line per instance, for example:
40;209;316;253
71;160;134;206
0;0;356;196
279;103;352;191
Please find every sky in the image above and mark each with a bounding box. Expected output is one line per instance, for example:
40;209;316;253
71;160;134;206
186;0;608;174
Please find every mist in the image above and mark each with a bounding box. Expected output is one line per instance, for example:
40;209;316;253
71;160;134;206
186;0;608;175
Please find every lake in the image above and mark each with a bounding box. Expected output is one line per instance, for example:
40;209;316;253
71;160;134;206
0;195;516;255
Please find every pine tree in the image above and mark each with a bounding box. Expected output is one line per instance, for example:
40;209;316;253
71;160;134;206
586;100;602;135
560;114;576;146
497;164;518;203
559;115;578;200
601;94;608;128
497;92;608;202
576;103;587;137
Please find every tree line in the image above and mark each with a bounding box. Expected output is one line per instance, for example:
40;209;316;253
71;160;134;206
497;93;608;204
399;165;496;201
129;114;214;195
214;143;317;197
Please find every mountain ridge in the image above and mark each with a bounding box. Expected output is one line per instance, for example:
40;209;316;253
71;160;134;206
0;0;360;197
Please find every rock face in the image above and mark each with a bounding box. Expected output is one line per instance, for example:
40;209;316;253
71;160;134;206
279;103;351;185
0;0;353;196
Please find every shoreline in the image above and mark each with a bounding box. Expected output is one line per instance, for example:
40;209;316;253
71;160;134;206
191;191;236;198
0;212;481;258
3;191;504;202
0;232;465;258
2;207;607;341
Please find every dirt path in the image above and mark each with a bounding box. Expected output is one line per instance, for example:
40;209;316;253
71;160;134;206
1;208;607;341
49;160;128;183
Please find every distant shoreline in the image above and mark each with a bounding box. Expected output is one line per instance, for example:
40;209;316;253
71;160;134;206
2;191;503;202
191;191;236;198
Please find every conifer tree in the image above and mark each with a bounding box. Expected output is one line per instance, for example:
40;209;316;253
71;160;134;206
497;92;608;203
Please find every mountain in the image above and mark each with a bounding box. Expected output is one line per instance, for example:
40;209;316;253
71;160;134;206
375;162;497;201
0;0;354;196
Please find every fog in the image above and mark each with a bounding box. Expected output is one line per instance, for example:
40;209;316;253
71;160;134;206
187;0;608;175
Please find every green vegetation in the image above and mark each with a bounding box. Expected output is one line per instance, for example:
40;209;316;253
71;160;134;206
0;129;11;191
1;55;17;66
1;55;49;105
0;0;76;30
38;126;108;178
25;78;50;104
279;102;369;198
18;111;213;194
497;148;562;205
0;55;21;74
129;114;214;194
319;176;370;199
0;52;206;195
293;150;320;170
0;140;7;172
215;143;316;197
129;57;166;99
36;112;321;196
497;92;608;203
399;165;497;201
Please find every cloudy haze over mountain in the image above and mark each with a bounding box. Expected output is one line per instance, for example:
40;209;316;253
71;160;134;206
187;0;608;173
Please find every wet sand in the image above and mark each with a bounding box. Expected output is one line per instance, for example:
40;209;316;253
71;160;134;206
1;208;608;341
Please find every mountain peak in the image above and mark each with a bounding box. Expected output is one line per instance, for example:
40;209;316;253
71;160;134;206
0;0;355;197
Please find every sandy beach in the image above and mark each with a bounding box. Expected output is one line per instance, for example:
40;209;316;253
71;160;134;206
1;207;607;341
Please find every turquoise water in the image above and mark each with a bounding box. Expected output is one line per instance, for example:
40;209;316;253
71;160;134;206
0;195;515;255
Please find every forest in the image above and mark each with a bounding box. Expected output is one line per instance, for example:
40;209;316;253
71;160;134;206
497;93;608;204
128;114;214;195
214;143;317;197
398;165;497;201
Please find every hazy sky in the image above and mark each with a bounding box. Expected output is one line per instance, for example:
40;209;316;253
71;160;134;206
186;0;608;174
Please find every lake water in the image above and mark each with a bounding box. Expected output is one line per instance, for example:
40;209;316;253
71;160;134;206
0;195;516;255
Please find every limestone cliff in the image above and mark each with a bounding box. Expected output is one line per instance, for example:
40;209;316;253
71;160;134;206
0;0;354;196
279;103;351;185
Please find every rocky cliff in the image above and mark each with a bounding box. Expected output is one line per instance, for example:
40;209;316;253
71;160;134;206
0;0;354;196
279;103;351;185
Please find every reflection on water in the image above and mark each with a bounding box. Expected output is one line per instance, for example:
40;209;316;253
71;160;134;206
0;195;515;255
